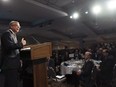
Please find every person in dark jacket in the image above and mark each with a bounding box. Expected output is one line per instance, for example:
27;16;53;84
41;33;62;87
1;21;26;87
74;51;94;87
97;49;115;87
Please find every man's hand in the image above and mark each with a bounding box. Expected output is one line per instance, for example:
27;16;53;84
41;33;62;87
21;38;26;46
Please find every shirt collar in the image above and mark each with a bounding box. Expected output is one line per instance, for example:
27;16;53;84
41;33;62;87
9;29;15;35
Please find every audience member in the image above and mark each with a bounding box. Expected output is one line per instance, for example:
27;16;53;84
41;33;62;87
96;49;115;87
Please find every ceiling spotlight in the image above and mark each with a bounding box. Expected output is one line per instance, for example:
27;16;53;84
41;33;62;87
72;12;79;19
106;0;116;10
85;11;88;14
70;16;73;19
92;5;102;15
2;0;10;2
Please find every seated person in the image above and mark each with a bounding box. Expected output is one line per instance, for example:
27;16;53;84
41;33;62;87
47;57;55;78
47;57;55;70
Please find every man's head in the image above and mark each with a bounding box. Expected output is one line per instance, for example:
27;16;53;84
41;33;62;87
9;21;21;33
84;51;92;59
102;49;109;56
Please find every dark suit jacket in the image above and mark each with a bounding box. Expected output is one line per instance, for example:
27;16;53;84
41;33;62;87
1;29;23;70
80;59;94;82
99;55;115;80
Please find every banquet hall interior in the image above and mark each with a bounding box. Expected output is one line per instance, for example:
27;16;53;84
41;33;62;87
0;0;116;87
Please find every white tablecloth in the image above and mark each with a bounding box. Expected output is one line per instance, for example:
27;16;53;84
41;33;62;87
61;59;84;75
60;59;101;75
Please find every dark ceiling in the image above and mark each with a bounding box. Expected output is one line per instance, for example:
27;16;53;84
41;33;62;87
0;0;116;43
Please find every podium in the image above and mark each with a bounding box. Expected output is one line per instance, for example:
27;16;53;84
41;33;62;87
20;42;52;87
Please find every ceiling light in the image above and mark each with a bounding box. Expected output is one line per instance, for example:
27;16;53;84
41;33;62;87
92;5;102;15
106;0;116;10
85;11;88;14
72;12;79;19
70;16;73;19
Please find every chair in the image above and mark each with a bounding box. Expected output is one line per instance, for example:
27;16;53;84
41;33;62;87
47;67;66;87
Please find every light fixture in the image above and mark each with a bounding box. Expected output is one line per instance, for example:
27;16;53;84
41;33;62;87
70;12;79;19
85;11;88;14
92;5;102;15
73;13;78;18
70;16;73;19
106;0;116;10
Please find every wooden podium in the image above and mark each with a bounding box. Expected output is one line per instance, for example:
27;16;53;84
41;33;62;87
20;42;52;87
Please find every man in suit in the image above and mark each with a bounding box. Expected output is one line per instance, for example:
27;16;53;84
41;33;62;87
75;51;94;87
1;21;26;87
97;49;115;87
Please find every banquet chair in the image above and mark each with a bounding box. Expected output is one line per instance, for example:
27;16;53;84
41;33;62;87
47;67;66;87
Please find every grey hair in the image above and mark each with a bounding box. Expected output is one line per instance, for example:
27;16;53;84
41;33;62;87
9;21;19;26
